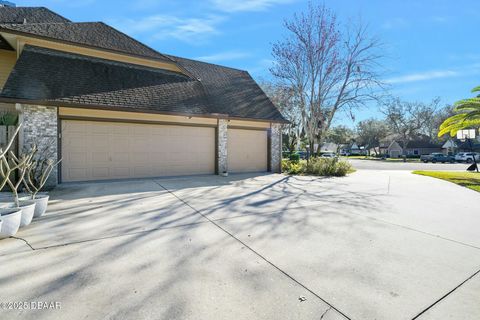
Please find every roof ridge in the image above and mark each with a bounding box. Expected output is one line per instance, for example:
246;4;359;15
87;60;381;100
0;21;171;62
95;21;171;62
166;54;249;73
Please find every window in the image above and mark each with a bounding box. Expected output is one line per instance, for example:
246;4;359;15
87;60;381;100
413;149;419;155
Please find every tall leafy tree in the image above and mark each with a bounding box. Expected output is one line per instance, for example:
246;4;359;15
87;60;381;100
382;97;440;155
325;125;355;145
438;86;480;137
356;119;389;155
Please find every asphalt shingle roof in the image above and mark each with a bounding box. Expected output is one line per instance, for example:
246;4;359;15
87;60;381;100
405;141;443;149
0;22;169;61
0;46;286;122
168;55;286;121
1;46;211;115
0;6;70;23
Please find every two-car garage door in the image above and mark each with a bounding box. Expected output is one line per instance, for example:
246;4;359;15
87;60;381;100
61;120;269;182
61;120;215;182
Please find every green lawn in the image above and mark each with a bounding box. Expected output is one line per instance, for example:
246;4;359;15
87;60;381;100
412;171;480;192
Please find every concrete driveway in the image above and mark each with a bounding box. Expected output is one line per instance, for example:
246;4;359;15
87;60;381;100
347;158;468;171
1;170;479;320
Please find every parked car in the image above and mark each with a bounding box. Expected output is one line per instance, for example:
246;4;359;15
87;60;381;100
420;153;455;163
455;152;480;163
321;152;337;158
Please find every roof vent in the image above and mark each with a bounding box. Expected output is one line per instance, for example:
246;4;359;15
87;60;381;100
0;1;16;7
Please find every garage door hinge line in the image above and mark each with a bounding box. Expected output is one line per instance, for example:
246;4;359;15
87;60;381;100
411;267;480;319
153;180;352;320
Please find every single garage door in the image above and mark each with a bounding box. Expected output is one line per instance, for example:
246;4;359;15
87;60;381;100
227;129;268;173
61;120;215;182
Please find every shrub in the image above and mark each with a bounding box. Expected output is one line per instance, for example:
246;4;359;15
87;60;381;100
282;159;304;174
282;157;352;177
289;152;300;162
281;159;291;172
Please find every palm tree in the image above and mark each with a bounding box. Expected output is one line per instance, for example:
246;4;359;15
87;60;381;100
438;85;480;137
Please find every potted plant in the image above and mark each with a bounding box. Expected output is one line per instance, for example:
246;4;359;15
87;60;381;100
0;208;22;239
0;149;36;227
20;144;61;218
0;125;24;237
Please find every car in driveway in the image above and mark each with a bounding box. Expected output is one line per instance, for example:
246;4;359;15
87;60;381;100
455;152;480;163
420;153;455;163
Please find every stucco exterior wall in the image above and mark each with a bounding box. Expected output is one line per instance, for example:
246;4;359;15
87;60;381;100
21;104;58;188
270;123;282;173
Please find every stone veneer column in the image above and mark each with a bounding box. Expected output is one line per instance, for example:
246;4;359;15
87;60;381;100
20;104;58;188
217;119;228;175
270;123;282;173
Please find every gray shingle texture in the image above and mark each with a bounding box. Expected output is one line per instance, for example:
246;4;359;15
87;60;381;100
1;46;210;115
0;22;169;61
0;6;70;23
169;55;286;121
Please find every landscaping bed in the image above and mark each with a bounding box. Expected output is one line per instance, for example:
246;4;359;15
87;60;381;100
282;157;353;176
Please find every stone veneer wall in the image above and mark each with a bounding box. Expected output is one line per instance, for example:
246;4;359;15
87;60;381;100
21;104;58;189
217;119;228;174
270;123;282;173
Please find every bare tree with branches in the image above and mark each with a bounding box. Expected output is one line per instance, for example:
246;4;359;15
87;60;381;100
270;3;384;155
260;81;303;153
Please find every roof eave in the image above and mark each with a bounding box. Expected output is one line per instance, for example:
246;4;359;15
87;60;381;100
0;96;289;123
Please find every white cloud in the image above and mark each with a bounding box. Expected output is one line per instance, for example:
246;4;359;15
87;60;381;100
430;16;449;23
109;15;224;43
195;51;251;62
386;70;459;84
382;17;410;30
210;0;294;12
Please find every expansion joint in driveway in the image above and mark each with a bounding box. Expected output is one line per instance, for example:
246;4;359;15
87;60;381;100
11;236;35;251
411;267;480;319
153;180;352;320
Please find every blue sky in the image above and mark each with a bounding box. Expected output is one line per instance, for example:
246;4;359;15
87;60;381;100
13;0;480;125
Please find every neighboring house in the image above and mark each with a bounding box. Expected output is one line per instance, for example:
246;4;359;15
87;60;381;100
385;141;403;158
316;142;338;153
348;142;367;155
442;138;480;154
338;142;366;155
381;140;443;157
442;139;458;155
0;6;287;186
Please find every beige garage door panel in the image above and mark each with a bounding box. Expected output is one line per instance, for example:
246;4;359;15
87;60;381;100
228;129;268;173
62;120;215;182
